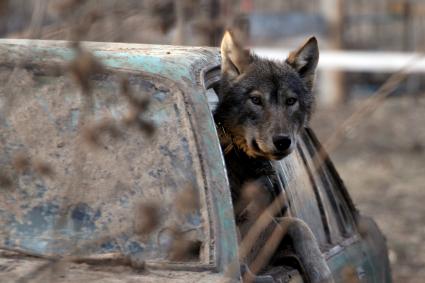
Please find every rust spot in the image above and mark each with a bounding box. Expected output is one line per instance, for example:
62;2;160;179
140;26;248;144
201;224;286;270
82;119;123;148
120;78;151;112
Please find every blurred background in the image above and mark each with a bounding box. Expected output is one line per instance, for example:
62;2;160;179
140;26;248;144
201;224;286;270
0;0;424;282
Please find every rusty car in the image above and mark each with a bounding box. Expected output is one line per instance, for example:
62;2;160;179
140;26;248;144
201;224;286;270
0;39;391;282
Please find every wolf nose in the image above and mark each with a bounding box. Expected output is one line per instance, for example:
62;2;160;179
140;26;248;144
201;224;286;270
273;135;292;152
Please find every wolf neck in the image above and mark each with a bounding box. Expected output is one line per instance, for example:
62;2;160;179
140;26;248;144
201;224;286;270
214;119;258;162
214;120;235;155
214;110;258;158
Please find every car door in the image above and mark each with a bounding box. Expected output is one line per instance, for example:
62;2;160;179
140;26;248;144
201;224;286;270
300;128;391;283
268;134;331;283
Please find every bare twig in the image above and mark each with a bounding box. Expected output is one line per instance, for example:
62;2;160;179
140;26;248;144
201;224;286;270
238;192;287;263
316;54;424;167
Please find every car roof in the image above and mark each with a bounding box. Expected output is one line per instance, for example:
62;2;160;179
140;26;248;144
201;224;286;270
0;39;220;83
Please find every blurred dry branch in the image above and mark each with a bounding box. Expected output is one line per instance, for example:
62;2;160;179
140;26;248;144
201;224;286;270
0;0;8;15
1;1;424;282
68;44;104;94
51;0;85;16
0;171;13;189
238;192;288;266
82;119;124;149
0;246;145;277
33;159;55;178
340;265;358;283
245;219;290;278
16;259;62;283
134;201;161;236
28;0;48;39
12;152;31;173
121;78;156;137
317;54;424;168
10;152;55;178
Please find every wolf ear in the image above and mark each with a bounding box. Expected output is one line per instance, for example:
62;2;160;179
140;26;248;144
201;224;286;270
286;37;319;90
220;30;252;78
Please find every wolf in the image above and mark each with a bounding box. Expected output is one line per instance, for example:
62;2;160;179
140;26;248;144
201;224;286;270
213;31;319;232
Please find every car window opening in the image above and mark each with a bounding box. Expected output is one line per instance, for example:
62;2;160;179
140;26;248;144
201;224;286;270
204;67;300;274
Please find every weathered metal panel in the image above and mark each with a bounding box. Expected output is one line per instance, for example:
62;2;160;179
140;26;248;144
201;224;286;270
0;68;205;260
0;40;239;274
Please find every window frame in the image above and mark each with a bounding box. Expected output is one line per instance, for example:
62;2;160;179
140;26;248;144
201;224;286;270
274;143;329;249
301;128;359;240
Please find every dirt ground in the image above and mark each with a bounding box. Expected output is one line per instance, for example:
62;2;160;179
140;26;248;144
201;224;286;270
311;95;425;283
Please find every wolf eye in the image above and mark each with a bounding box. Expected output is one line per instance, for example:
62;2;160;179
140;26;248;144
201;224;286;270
250;96;262;106
285;97;297;106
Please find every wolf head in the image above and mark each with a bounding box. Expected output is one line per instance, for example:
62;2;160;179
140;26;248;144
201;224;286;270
214;31;319;160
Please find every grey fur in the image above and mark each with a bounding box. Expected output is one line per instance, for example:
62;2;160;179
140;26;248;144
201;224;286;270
215;31;319;160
